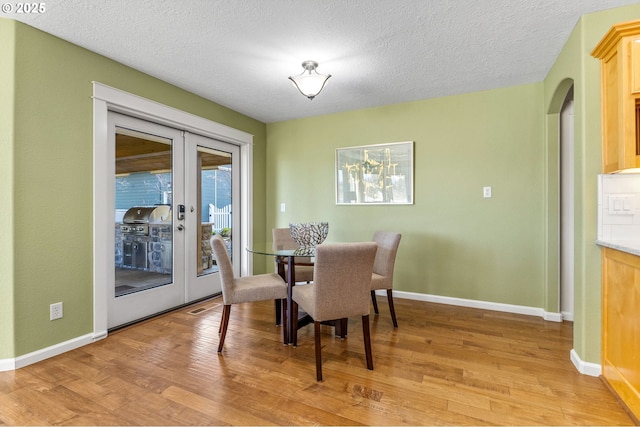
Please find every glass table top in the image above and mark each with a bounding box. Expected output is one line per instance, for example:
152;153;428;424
246;244;316;257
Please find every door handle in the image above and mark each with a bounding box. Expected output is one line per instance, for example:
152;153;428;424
176;225;184;231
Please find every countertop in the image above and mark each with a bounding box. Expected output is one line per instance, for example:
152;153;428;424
596;239;640;257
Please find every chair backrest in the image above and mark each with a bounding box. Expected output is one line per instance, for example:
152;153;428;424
272;228;298;250
372;231;402;284
311;242;377;322
272;227;312;263
210;234;235;303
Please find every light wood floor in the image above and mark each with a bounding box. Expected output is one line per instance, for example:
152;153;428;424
0;297;634;426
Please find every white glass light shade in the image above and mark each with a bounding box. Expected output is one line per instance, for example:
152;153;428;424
288;60;331;100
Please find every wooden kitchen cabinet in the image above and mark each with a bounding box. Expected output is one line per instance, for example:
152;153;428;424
592;20;640;172
595;21;640;422
601;247;640;421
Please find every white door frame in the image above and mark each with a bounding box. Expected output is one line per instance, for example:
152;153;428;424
92;82;253;339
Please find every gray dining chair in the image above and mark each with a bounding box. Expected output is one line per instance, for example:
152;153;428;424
370;231;402;327
210;234;288;353
272;228;314;283
291;242;377;381
271;228;315;326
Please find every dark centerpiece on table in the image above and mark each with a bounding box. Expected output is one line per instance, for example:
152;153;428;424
289;222;329;249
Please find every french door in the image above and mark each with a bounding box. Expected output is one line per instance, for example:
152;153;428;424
185;133;240;301
107;112;239;328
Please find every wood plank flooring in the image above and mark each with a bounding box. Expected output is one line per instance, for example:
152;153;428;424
0;297;634;425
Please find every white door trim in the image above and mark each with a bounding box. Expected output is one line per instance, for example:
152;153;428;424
92;82;254;338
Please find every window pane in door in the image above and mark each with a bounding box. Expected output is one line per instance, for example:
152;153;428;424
114;128;173;296
198;146;232;277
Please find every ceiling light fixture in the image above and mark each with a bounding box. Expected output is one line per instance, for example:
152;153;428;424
288;60;331;100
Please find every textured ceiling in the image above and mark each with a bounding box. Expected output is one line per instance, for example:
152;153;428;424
8;0;640;123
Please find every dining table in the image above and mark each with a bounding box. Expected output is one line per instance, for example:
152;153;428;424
246;244;347;345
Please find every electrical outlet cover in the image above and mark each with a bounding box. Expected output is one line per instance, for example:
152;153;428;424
50;302;63;320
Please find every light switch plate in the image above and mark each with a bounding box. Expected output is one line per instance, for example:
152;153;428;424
608;194;634;215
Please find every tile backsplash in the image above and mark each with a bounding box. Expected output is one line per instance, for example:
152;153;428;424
598;173;640;241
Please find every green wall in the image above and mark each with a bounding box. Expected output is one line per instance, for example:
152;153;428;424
267;83;546;307
0;19;267;357
0;19;16;359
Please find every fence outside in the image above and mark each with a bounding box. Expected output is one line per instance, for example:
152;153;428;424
208;204;232;233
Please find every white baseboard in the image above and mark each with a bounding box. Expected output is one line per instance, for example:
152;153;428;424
0;357;16;372
0;331;108;372
381;290;563;322
543;311;564;322
570;349;602;377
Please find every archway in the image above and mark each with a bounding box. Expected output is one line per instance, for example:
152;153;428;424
545;78;575;320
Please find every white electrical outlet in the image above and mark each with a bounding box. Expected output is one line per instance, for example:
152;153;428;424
483;186;492;198
50;302;63;320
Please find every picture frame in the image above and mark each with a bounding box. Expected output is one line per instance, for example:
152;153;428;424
335;141;414;205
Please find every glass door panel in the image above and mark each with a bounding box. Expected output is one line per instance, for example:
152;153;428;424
115;128;173;296
197;146;232;277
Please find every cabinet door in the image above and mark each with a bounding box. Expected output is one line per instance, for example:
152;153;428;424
600;49;621;172
602;248;640;419
593;25;640;172
632;38;640;94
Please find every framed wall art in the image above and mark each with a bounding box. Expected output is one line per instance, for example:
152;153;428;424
335;141;414;205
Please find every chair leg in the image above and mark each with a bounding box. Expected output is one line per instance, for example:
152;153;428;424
371;290;379;315
275;299;281;326
218;305;231;352
314;321;323;381
292;301;299;347
218;304;226;334
340;318;348;338
387;289;398;328
361;314;374;370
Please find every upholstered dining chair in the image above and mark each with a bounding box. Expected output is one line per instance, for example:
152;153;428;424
370;231;402;327
291;242;377;381
210;234;288;353
271;227;315;326
272;228;314;283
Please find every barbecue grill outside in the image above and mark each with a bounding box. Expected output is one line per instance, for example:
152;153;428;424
117;205;172;272
121;205;171;235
